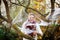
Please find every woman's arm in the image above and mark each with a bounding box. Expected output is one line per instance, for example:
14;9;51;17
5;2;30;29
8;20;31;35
22;20;34;34
36;23;43;36
21;21;28;34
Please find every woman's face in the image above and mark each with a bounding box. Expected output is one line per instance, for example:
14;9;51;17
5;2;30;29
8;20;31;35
28;15;35;22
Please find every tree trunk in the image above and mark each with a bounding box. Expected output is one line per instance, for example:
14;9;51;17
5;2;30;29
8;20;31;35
2;0;33;39
51;0;55;14
3;0;12;23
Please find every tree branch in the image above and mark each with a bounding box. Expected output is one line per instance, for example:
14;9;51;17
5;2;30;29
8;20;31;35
11;2;45;17
0;0;1;5
0;11;9;22
55;2;60;8
11;2;51;22
0;15;8;22
55;2;60;5
17;0;45;17
0;13;34;40
1;0;34;39
51;0;55;14
25;0;30;13
12;24;34;40
3;0;12;23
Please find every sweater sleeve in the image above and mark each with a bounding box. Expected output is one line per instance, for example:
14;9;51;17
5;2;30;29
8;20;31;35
36;23;43;36
21;21;27;34
21;20;33;34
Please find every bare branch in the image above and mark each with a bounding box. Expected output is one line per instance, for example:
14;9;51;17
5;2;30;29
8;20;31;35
11;2;51;22
11;2;45;17
0;15;8;22
0;0;1;5
0;11;9;22
51;0;55;13
1;0;34;39
55;2;60;8
3;0;12;23
25;0;30;13
55;2;60;5
12;24;34;40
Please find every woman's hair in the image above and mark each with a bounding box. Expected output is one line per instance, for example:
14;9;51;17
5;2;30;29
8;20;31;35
29;13;35;17
28;12;35;20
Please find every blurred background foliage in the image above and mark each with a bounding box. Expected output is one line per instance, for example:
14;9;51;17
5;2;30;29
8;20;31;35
0;0;60;40
0;24;18;40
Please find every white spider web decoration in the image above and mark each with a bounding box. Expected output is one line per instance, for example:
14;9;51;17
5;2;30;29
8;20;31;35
12;7;25;24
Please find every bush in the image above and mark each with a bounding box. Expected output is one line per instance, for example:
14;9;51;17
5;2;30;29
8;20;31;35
0;27;18;40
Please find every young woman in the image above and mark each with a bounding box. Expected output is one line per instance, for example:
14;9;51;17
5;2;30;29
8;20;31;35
22;13;43;40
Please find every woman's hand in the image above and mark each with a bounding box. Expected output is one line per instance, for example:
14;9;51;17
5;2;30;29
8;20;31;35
33;31;37;36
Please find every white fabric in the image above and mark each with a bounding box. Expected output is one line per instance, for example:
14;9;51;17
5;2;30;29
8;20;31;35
21;20;43;40
36;23;43;36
